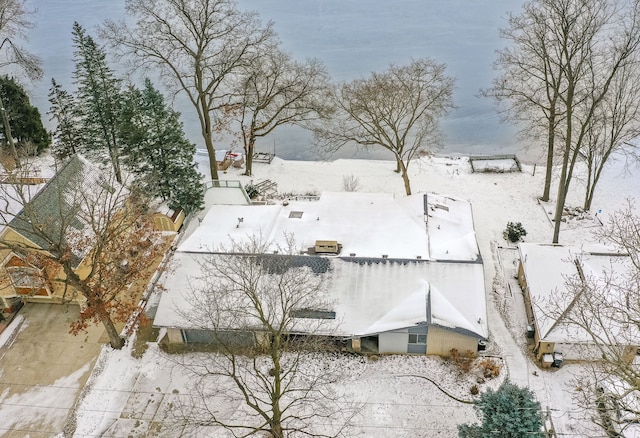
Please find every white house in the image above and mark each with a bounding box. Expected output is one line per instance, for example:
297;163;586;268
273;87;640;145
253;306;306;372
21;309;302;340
153;187;488;356
517;243;638;362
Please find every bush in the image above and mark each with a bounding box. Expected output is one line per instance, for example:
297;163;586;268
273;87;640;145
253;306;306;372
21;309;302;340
470;384;480;395
505;221;527;242
450;348;475;374
342;174;361;192
478;358;501;379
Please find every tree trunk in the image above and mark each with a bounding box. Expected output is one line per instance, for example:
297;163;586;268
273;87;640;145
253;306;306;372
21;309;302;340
108;143;123;184
270;336;284;438
541;109;556;201
101;313;124;349
244;135;255;176
200;98;219;181
0;93;20;169
398;159;412;196
552;88;574;243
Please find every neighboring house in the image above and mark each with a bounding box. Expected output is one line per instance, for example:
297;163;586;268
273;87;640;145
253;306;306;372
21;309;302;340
517;243;638;362
154;187;489;356
0;155;123;311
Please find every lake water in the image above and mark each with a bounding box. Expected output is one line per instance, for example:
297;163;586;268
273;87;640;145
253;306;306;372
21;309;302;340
27;0;541;162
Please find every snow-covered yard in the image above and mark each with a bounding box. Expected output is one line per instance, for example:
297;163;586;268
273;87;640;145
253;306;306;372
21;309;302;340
1;152;636;437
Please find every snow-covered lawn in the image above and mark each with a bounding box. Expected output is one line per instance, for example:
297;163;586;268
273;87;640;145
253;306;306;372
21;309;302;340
11;152;634;437
67;343;506;437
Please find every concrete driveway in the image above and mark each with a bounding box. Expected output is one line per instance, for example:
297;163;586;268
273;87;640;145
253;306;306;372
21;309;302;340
0;303;105;437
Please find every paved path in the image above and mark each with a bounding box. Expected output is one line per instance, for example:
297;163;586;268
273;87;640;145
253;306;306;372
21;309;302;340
0;303;104;438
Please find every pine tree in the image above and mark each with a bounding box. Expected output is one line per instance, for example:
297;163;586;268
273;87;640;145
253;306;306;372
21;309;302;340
458;381;544;438
0;75;49;154
119;79;204;214
48;78;83;160
72;22;123;183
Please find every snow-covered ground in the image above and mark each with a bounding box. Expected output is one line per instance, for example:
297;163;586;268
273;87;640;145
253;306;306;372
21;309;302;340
4;151;636;437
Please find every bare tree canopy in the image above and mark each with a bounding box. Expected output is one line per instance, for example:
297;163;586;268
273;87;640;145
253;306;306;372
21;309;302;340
581;62;640;211
218;47;332;176
314;58;454;196
0;0;43;167
0;0;41;79
485;0;569;202
0;156;166;349
101;0;275;181
167;235;354;437
490;0;640;243
545;201;640;436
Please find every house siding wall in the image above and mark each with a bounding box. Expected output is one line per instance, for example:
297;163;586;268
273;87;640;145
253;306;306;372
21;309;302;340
379;331;409;353
426;326;477;357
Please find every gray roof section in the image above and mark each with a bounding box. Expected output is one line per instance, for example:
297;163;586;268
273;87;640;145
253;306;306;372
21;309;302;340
8;155;118;267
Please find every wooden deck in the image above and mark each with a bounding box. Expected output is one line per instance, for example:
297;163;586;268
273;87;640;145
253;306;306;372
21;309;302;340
0;175;49;185
252;152;275;164
254;179;278;196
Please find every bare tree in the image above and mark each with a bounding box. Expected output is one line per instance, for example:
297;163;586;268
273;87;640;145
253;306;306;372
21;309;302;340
101;0;275;181
550;0;640;243
314;58;454;196
544;202;640;436
219;47;332;176
581;62;640;211
0;156;166;349
167;235;354;437
0;0;42;167
485;0;568;202
495;0;640;243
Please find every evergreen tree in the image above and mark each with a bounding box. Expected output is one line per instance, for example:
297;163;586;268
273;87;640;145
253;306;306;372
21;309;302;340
0;75;49;154
48;78;83;160
119;79;204;214
72;22;123;183
458;381;544;438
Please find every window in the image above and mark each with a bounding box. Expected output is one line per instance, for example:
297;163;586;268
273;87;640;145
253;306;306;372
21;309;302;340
290;309;336;319
7;266;47;293
408;333;427;344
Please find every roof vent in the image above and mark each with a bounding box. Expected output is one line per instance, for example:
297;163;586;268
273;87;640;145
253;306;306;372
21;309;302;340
349;253;356;257
417;255;422;260
382;254;388;259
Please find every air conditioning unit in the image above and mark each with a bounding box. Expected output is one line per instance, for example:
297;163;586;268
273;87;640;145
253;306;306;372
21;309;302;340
315;240;339;254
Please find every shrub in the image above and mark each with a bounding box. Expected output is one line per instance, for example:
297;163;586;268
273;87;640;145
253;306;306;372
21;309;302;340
478;358;501;379
450;348;475;374
342;174;361;192
470;384;480;395
505;221;527;242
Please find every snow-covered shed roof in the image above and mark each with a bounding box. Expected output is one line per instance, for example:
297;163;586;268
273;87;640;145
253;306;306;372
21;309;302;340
154;253;488;339
179;191;480;261
519;243;636;344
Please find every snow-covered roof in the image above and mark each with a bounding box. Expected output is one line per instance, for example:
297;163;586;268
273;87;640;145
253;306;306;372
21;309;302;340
179;191;479;261
156;190;485;339
154;253;488;339
4;155;125;268
519;243;636;344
